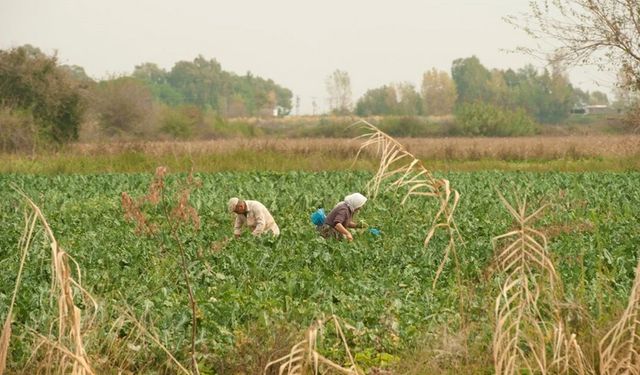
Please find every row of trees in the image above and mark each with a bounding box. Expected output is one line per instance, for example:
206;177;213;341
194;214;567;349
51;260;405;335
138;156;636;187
0;45;294;150
132;59;292;117
328;57;611;124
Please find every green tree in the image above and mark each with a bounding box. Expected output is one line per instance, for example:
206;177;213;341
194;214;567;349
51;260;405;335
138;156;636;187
168;56;223;110
421;68;457;116
161;61;292;117
159;104;204;139
355;85;397;116
511;64;574;123
133;62;167;84
486;70;511;108
451;56;491;105
545;63;575;122
134;63;184;106
394;82;422;116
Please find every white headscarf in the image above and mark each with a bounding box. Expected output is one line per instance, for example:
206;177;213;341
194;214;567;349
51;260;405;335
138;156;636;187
344;193;367;210
227;197;239;213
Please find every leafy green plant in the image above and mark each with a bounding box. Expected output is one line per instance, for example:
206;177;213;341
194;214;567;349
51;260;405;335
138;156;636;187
1;170;639;373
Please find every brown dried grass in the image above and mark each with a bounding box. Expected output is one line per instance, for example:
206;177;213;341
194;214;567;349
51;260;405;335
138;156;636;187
67;135;640;160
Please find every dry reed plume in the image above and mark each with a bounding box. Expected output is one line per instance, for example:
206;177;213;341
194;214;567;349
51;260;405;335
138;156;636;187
353;119;460;288
492;192;591;375
264;315;363;375
599;258;640;374
2;186;98;375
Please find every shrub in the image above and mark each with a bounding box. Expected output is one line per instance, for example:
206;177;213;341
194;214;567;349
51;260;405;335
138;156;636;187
159;105;203;139
453;102;537;136
378;116;437;137
91;77;156;138
0;45;85;144
0;107;39;152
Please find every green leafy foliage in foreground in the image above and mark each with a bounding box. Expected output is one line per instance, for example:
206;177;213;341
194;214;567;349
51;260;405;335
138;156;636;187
0;171;639;372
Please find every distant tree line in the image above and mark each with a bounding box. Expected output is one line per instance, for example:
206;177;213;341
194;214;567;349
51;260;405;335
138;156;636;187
0;45;293;150
0;44;630;151
320;56;615;136
351;56;610;125
132;58;292;117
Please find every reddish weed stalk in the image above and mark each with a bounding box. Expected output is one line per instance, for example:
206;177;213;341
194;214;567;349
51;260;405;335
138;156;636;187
121;166;202;375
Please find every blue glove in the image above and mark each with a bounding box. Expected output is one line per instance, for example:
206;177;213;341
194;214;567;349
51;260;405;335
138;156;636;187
311;208;326;226
369;228;381;236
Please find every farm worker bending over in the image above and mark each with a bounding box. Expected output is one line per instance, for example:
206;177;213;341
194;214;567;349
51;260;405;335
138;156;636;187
318;193;367;242
228;197;280;237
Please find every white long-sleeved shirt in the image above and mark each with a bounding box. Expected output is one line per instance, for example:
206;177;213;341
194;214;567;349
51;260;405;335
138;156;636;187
233;200;280;236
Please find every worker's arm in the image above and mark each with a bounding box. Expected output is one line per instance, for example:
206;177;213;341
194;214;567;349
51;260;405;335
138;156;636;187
233;215;244;237
346;220;362;228
252;213;266;236
334;223;353;241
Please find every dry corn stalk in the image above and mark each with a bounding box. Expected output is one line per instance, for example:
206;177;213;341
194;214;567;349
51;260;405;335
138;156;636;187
599;258;640;374
264;315;363;375
551;321;593;375
492;192;553;375
352;119;460;288
492;191;593;375
9;186;97;375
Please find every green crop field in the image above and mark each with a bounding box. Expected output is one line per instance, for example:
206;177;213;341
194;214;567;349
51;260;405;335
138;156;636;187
1;170;639;373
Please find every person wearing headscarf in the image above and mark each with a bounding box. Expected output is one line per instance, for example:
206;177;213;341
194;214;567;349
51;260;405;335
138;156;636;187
228;197;280;237
317;193;367;241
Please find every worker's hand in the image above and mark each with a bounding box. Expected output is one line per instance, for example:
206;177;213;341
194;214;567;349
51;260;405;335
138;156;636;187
345;232;353;242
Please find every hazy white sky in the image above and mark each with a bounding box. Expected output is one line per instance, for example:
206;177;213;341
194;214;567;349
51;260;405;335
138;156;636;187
1;0;616;114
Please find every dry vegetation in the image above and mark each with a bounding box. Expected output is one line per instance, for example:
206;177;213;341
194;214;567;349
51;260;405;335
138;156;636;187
67;135;640;160
264;315;362;375
3;134;640;174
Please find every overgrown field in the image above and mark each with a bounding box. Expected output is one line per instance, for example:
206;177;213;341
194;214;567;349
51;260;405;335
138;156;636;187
2;135;640;174
1;170;639;373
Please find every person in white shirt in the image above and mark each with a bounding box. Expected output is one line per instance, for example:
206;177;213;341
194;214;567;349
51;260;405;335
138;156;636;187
227;197;280;237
